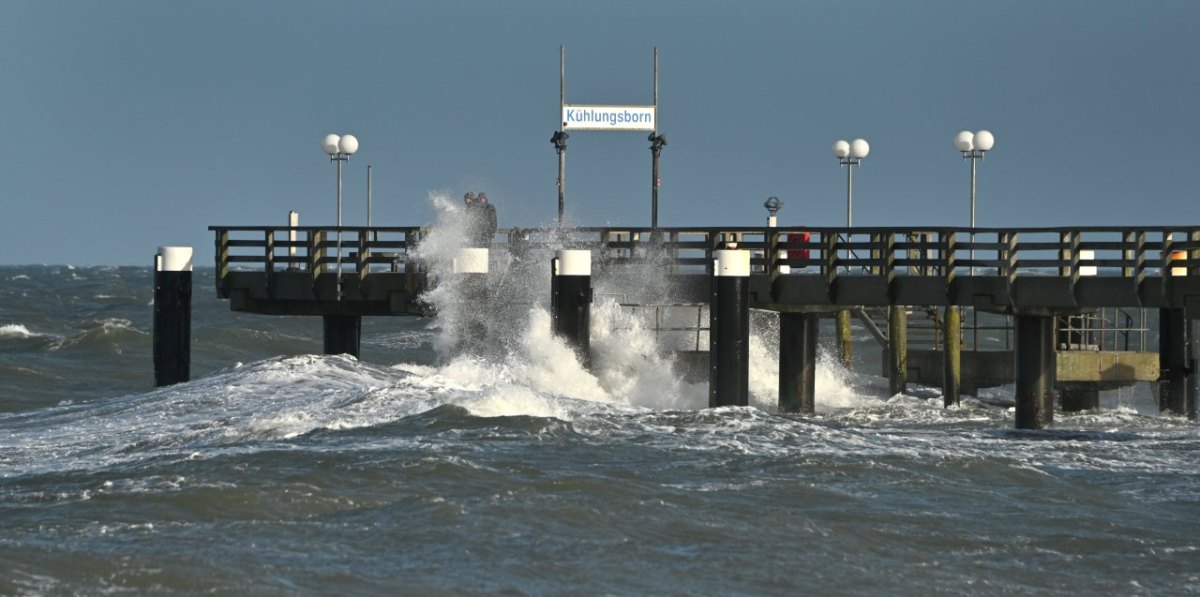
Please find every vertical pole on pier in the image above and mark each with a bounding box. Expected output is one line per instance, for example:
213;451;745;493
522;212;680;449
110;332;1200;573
367;165;373;229
888;306;908;395
453;247;490;356
710;250;750;408
836;309;853;369
154;246;192;387
1158;308;1194;417
551;250;593;369
943;305;961;407
557;45;566;228
779;312;819;414
1015;314;1055;429
322;315;361;358
650;47;660;231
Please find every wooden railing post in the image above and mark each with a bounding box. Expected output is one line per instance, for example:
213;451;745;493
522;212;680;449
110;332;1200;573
215;228;230;296
308;229;325;284
357;229;370;282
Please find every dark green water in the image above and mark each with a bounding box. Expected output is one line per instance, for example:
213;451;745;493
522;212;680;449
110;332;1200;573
1;266;1197;595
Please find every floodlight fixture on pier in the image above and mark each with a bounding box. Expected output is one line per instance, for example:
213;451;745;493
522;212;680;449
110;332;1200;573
322;133;361;300
833;138;869;227
764;196;783;217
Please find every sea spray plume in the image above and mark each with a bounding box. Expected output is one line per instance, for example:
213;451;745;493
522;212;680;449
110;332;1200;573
410;192;489;358
589;298;706;410
746;311;873;413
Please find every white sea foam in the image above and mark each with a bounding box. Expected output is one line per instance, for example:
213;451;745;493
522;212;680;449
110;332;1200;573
1;324;43;339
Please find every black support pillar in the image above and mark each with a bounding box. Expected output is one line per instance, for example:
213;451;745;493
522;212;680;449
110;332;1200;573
710;250;750;408
888;306;908;396
778;312;819;414
552;250;593;369
322;315;362;358
1015;314;1056;429
1159;308;1197;418
153;246;193;387
943;306;961;407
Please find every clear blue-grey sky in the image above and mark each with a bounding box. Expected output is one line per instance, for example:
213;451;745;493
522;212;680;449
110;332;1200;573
1;0;1197;266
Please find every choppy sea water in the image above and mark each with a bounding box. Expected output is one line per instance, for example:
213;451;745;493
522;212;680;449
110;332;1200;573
2;258;1198;594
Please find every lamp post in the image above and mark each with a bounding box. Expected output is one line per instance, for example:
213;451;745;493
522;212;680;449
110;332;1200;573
832;138;869;227
831;139;867;371
954;130;994;229
955;130;993;276
322;133;359;299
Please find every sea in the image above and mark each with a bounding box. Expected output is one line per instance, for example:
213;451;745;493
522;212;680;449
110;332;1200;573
2;206;1198;595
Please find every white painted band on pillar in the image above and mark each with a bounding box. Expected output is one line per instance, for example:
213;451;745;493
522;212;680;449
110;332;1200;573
157;246;194;272
714;249;750;277
554;250;592;276
452;247;489;274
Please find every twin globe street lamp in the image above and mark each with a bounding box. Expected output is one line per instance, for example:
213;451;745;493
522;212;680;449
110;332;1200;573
953;130;994;229
832;138;870;227
322;133;360;299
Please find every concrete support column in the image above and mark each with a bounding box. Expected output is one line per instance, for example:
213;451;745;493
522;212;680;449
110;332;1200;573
322;315;361;358
779;312;819;414
836;309;853;369
709;250;750;408
154;246;193;387
1015;315;1056;429
888;306;908;396
943;306;961;407
1159;308;1196;418
551;250;592;369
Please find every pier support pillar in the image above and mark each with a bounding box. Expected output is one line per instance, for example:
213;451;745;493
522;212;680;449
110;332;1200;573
552;250;592;369
836;309;853;369
710;250;750;408
1060;383;1100;412
322;315;361;358
153;246;192;387
1015;315;1056;429
943;306;961;407
888;306;908;396
779;312;819;414
454;248;490;356
1158;308;1197;418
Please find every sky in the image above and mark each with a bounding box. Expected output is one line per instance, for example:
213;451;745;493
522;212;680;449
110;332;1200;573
1;0;1198;266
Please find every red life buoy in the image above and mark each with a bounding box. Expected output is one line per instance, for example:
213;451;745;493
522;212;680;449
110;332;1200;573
786;232;811;265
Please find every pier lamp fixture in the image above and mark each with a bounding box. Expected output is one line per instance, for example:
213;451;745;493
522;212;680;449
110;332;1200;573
954;130;994;229
322;133;360;299
550;131;569;226
833;138;869;227
764;196;783;227
649;132;668;231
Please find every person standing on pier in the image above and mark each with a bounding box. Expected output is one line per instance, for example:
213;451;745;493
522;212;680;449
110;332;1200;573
477;192;497;246
463;191;497;247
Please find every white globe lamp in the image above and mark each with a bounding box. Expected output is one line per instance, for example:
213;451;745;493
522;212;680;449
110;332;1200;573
850;138;870;159
832;140;850;159
954;131;974;152
973;130;994;152
322;134;341;156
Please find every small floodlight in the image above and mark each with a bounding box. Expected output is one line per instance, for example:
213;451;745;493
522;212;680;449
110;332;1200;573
338;134;359;155
954;131;974;152
832;140;850;159
764;196;783;216
322;134;341;156
850;139;870;159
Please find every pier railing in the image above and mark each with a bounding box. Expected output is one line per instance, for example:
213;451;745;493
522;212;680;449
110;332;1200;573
210;225;1200;309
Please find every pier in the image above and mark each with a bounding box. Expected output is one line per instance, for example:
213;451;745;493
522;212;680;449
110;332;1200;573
208;224;1200;428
